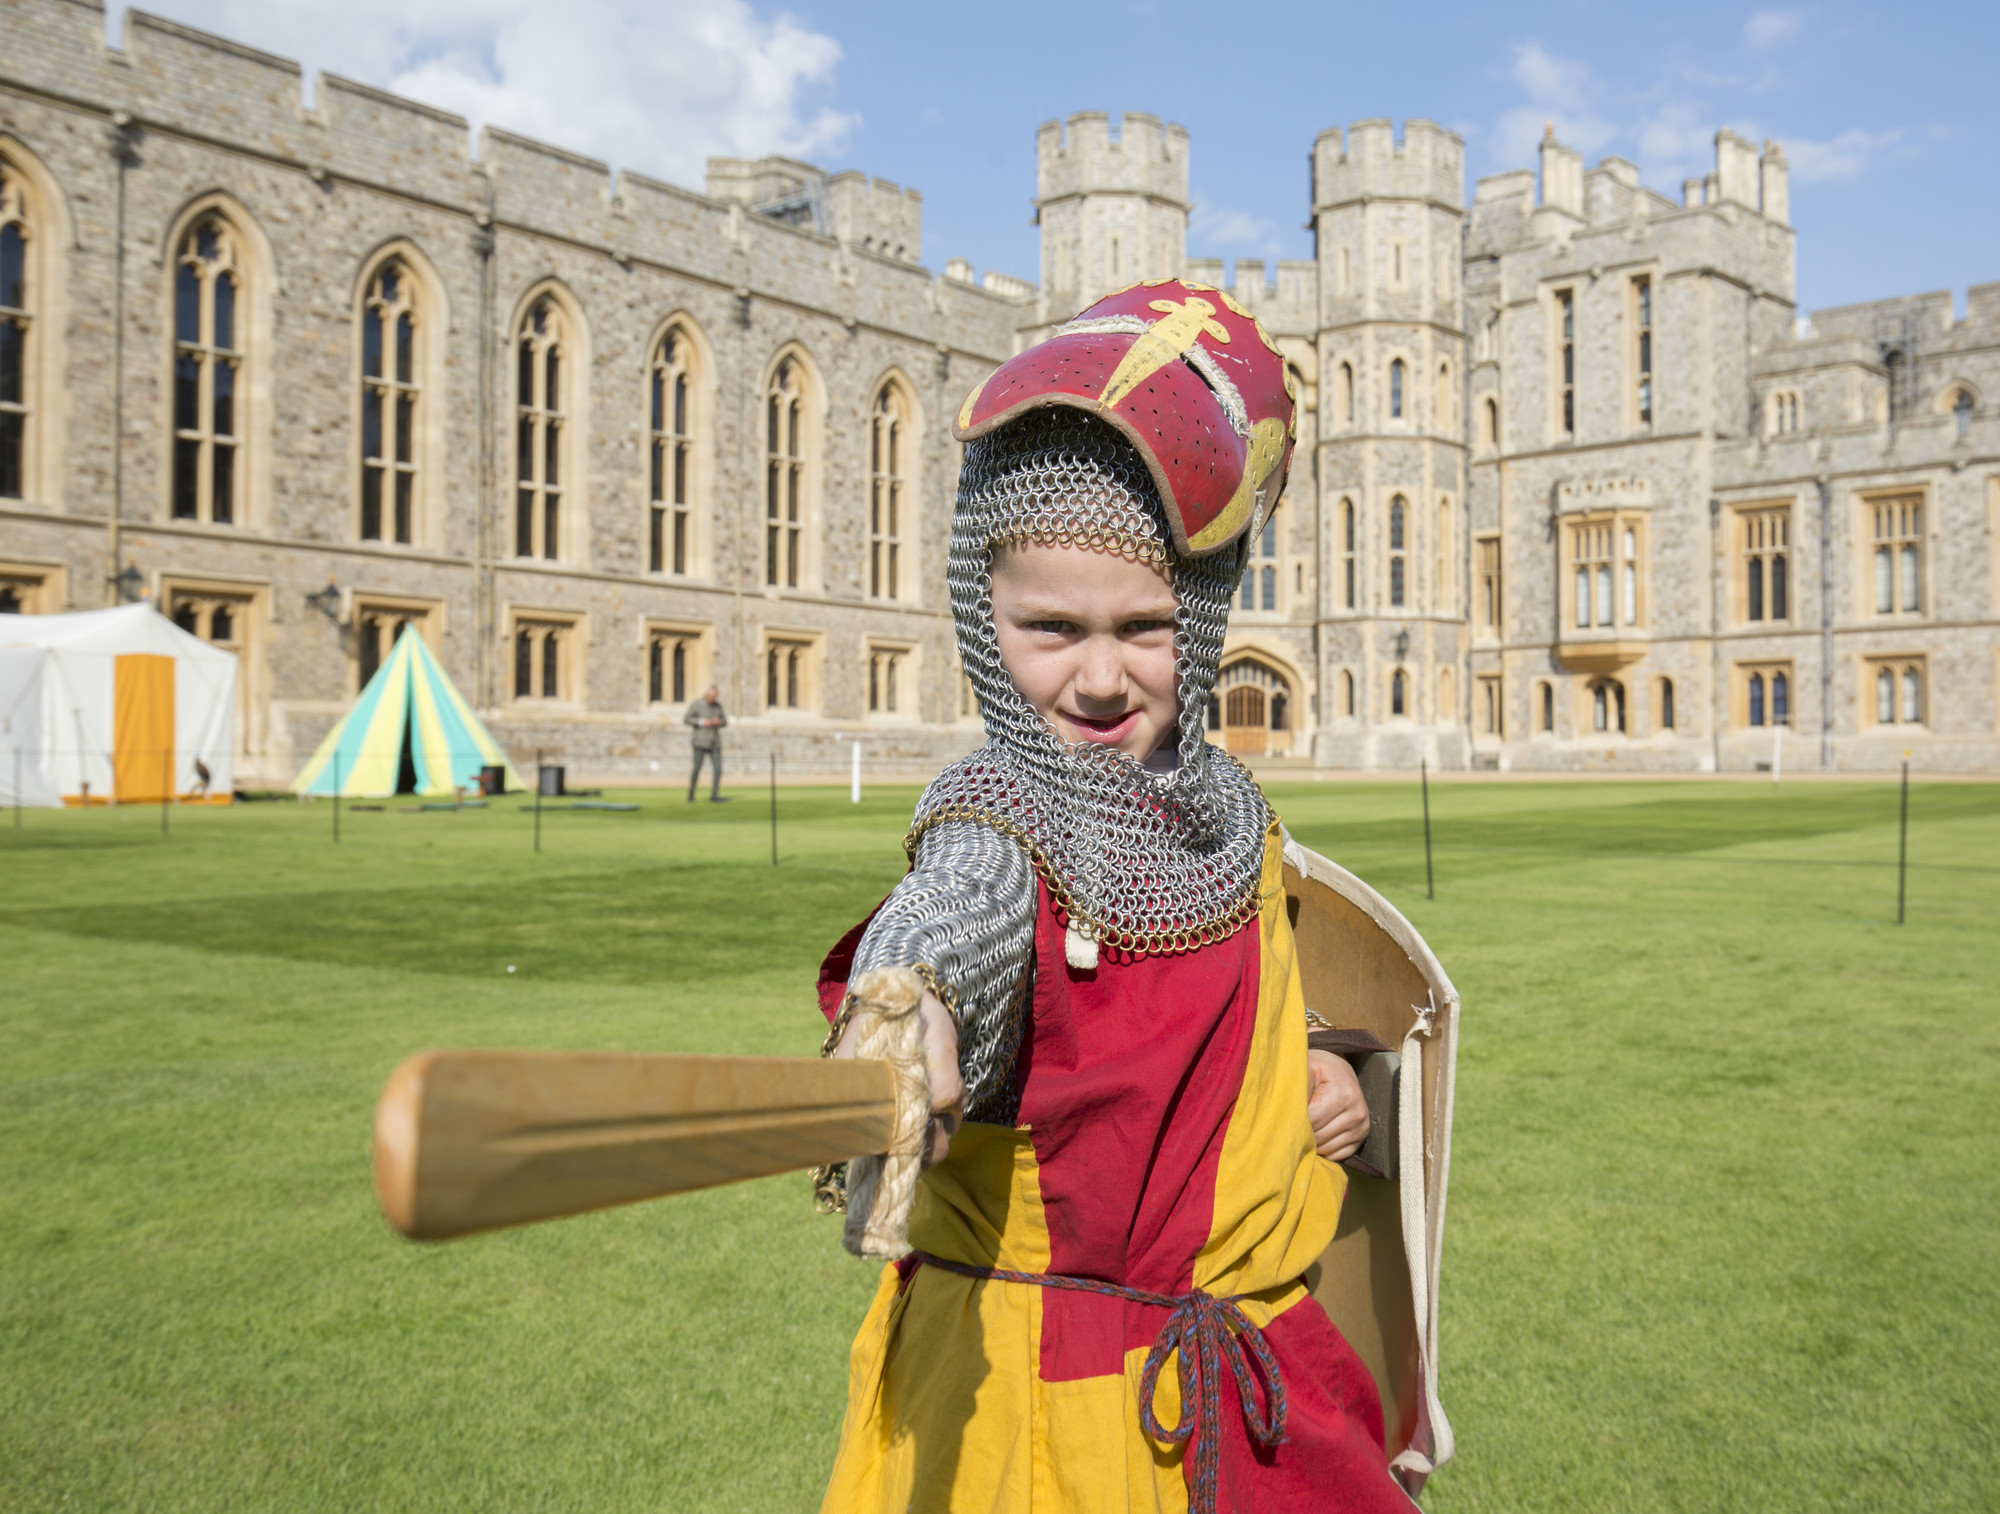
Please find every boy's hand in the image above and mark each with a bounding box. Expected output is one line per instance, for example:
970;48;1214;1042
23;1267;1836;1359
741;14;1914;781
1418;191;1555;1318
833;989;965;1168
1306;1049;1370;1163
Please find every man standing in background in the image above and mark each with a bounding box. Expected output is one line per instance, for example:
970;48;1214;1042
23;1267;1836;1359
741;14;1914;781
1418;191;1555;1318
684;685;728;803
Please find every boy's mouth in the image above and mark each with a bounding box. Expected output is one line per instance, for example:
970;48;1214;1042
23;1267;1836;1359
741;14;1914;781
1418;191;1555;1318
1060;708;1139;745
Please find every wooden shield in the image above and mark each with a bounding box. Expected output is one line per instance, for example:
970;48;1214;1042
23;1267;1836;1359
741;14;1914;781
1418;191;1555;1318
1283;835;1458;1498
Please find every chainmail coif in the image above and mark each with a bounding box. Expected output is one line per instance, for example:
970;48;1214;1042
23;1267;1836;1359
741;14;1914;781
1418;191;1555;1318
850;408;1271;1121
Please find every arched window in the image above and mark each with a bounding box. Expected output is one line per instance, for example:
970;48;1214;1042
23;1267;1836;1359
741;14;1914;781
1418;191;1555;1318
1341;669;1355;717
1876;667;1894;724
359;261;419;544
1389;496;1406;608
1539;681;1554;733
0;163;30;500
1950;387;1974;437
1772;670;1789;726
1339;362;1354;427
1240;514;1279;613
173;217;243;523
1389;358;1405;420
766;359;807;589
1660;677;1675;730
1903;666;1922;723
1436;498;1452;614
1436;361;1451;430
515;297;567;559
1341;499;1356;609
1748;671;1766;727
1622;527;1638;627
1591;678;1626;734
1483;397;1498;448
870;382;910;599
1391;669;1407;717
650;327;695;574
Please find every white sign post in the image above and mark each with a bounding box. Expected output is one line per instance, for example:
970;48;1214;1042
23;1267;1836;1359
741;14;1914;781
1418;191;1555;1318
850;739;862;803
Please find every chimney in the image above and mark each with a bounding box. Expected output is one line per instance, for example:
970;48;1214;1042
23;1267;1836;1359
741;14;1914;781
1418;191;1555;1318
1539;125;1583;215
1714;129;1759;209
1759;141;1790;226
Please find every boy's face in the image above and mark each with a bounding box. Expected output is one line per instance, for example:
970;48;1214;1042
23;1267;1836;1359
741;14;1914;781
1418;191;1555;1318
988;541;1180;762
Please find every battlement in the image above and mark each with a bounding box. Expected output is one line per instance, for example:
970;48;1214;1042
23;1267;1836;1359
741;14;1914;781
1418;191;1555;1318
1312;119;1463;210
1036;111;1188;207
1183;257;1318;336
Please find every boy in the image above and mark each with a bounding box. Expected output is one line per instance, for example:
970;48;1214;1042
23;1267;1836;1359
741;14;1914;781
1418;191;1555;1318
818;282;1408;1513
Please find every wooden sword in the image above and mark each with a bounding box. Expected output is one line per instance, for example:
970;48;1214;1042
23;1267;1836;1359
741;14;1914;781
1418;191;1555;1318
371;1049;909;1241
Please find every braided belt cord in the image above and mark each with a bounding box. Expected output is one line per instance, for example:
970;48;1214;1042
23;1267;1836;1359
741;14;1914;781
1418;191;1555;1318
913;1253;1288;1514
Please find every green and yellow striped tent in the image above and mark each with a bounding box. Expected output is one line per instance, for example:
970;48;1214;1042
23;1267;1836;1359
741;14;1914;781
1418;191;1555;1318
292;630;523;798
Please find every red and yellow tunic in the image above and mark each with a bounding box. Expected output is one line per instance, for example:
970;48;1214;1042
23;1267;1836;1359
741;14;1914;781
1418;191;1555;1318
817;822;1412;1512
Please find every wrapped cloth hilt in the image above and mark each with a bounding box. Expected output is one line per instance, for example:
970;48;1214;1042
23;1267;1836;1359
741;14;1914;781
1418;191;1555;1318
831;967;932;1260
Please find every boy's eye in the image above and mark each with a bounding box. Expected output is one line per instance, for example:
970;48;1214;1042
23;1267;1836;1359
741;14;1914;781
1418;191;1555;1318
1122;618;1174;635
1027;619;1077;635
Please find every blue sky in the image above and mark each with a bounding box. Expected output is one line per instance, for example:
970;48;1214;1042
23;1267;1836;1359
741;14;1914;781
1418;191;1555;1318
120;0;1997;314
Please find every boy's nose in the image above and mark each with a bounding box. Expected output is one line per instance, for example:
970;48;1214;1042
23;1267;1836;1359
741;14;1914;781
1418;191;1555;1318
1071;642;1127;706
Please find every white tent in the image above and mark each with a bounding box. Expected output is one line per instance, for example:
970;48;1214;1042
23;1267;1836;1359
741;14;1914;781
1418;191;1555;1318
0;604;237;807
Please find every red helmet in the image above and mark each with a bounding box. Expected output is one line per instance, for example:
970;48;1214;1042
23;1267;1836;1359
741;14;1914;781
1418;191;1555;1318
954;279;1297;559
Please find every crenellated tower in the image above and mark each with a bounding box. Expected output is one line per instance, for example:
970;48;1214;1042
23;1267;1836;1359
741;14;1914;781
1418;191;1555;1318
1034;112;1189;318
1310;120;1469;767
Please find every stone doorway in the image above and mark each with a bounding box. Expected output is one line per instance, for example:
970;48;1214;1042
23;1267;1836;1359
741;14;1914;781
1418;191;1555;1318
1213;656;1294;757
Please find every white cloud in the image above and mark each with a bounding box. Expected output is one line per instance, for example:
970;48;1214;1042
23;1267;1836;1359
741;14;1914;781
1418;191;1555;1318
1744;9;1804;48
1189;197;1278;256
1784;127;1903;182
1491;43;1615;164
112;0;854;187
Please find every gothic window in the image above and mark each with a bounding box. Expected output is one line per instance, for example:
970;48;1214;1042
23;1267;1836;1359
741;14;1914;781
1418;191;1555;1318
512;617;572;700
867;644;908;714
766;359;806;588
1388;496;1406;608
1477;534;1501;634
1483;397;1498;449
1768;391;1800;436
1590;678;1627;734
1391;668;1406;717
1340;669;1355;717
1870;497;1923;615
1338;362;1354;427
1240;515;1278;613
1740;507;1790;623
173;218;243;524
1435;498;1452;614
1539;681;1554;733
1633;276;1653;425
650;328;696;574
1389;358;1405;420
1480;675;1502;736
1947;386;1975;437
1341;498;1356;610
0;165;30;500
1568;514;1644;630
648;627;701;705
515;298;567;560
870;383;910;600
1868;658;1927;727
360;262;420;544
349;604;435;690
1659;677;1675;730
765;636;812;711
1738;661;1793;728
1556;289;1575;438
1435;362;1451;431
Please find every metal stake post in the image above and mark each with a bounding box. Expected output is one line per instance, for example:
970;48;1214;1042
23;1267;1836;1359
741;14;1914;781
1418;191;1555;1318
534;748;543;855
769;751;777;866
1897;758;1909;926
1421;757;1435;901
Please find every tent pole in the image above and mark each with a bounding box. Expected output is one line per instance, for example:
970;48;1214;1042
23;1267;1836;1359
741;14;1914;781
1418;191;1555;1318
161;742;169;837
333;749;341;844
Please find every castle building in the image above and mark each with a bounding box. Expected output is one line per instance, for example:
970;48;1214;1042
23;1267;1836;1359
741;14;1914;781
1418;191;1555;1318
1;1;1993;782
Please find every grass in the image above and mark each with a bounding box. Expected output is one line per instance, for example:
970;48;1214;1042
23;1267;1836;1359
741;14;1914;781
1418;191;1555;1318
0;777;1995;1512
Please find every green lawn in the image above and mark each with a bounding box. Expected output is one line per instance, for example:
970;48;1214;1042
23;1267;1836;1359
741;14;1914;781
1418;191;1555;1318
1;778;1995;1512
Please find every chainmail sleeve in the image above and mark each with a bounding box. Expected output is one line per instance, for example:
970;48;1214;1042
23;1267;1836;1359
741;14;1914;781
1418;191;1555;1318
848;818;1038;1125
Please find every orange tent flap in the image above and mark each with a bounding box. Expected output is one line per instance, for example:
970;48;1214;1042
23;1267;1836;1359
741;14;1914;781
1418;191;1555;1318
114;653;175;803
